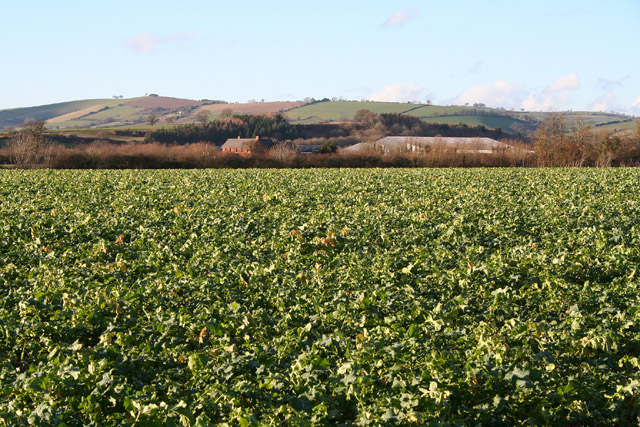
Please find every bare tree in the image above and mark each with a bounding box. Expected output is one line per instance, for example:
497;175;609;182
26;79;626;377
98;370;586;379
8;121;52;168
267;142;298;166
147;114;159;126
195;111;210;126
568;116;594;167
534;113;567;167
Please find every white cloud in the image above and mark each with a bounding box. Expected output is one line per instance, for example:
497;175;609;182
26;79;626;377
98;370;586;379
383;8;420;28
455;80;523;107
590;92;616;112
544;72;579;94
454;73;582;111
369;83;425;102
631;96;640;113
126;32;195;53
522;94;556;111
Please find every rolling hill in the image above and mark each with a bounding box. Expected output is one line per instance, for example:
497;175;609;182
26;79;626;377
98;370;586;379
0;99;114;129
0;97;636;137
284;101;637;135
0;97;310;130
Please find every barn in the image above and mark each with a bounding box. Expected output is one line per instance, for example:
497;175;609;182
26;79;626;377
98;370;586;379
343;136;527;154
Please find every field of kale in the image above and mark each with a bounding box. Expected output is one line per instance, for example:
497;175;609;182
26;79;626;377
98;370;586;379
1;168;640;425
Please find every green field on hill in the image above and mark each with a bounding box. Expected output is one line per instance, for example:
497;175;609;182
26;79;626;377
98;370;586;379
49;105;146;129
1;168;640;425
1;98;636;137
0;99;110;129
284;101;418;123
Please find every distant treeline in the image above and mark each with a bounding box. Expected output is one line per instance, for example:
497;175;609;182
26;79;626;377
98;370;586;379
143;110;512;145
145;114;299;144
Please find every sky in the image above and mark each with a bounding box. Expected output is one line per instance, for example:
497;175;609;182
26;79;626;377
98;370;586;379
1;0;639;114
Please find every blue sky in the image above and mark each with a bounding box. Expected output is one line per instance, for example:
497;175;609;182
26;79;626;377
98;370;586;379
2;0;639;114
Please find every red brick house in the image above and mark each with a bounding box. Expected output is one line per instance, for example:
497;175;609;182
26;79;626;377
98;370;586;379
221;136;274;155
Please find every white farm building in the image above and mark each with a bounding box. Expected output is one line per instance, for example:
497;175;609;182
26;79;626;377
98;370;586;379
343;136;529;154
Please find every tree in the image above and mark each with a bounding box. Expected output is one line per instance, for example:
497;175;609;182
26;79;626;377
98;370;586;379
534;113;567;167
8;120;51;167
267;142;298;165
319;140;337;153
220;108;234;118
568;116;594;166
353;109;378;128
147;114;159;126
195;112;210;126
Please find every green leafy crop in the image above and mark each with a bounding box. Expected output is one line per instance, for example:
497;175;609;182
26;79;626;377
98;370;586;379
1;168;639;425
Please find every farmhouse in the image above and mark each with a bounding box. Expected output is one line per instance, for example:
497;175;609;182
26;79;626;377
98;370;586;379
221;136;274;154
343;136;527;154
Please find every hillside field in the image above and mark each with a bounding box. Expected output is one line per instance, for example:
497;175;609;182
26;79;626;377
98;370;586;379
284;101;418;123
0;99;114;129
1;169;640;425
1;97;636;137
284;102;636;135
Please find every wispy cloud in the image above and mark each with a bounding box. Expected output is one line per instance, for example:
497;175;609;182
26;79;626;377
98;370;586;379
369;83;425;102
597;76;629;91
468;61;483;74
544;72;579;94
126;32;196;53
383;7;420;28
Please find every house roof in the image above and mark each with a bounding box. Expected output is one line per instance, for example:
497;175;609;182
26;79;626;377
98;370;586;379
222;137;274;149
296;145;319;153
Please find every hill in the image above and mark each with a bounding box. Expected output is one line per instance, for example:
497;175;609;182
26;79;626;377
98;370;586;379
285;101;637;135
0;99;113;129
0;97;310;130
1;97;636;137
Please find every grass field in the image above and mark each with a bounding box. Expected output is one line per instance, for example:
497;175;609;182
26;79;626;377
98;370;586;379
407;113;521;130
3;98;636;136
48;105;147;129
0;99;110;129
284;101;419;123
595;119;639;132
1;168;640;425
285;102;636;135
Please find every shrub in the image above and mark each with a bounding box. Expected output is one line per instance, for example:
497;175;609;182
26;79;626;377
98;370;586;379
7;121;52;168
